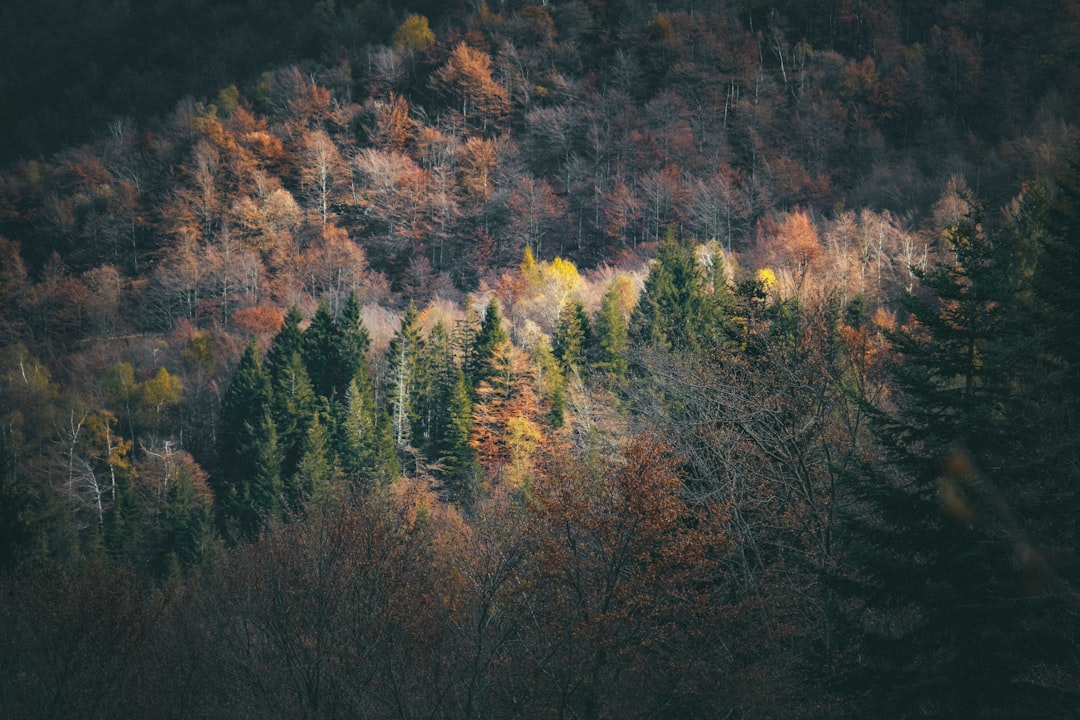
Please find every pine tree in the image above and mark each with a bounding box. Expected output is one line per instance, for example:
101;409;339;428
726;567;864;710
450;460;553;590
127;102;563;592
836;205;1078;718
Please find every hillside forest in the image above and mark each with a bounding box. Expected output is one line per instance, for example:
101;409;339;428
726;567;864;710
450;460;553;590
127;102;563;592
1;1;1079;718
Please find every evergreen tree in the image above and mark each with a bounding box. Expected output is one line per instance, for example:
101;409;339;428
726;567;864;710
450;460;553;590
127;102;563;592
465;297;508;393
217;341;274;539
270;349;316;508
265;304;304;384
417;321;455;458
438;367;479;503
372;410;401;489
629;233;713;353
152;456;215;578
592;279;630;380
102;470;140;565
386;302;424;465
336;291;374;398
334;378;378;489
295;411;339;507
552;299;590;375
303;298;341;402
836;205;1078;718
245;406;284;532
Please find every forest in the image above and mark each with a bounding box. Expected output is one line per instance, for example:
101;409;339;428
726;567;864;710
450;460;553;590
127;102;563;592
1;0;1079;717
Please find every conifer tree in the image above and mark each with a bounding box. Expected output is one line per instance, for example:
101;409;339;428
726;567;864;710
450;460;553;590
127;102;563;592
102;470;140;565
217;341;275;539
438;367;479;503
592;279;631;380
295;411;339;507
552;299;590;375
465;297;509;393
335;291;374;399
386;302;424;465
152;454;215;577
334;378;378;488
265;305;304;384
836;205;1077;718
416;321;455;458
270;349;316;507
245;406;284;532
629;232;713;353
303;298;340;402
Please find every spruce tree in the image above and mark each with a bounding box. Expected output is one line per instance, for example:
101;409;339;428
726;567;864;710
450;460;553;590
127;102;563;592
303;298;341;402
836;205;1078;718
270;349;316;508
335;291;374;398
295;411;339;507
465;297;508;393
552;299;590;375
439;367;479;503
334;379;378;488
386;302;424;463
244;406;284;533
265;305;304;384
629;233;713;353
592;280;630;380
217;341;274;539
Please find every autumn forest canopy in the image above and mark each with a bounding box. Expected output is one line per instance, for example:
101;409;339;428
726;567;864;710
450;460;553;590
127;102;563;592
1;1;1080;718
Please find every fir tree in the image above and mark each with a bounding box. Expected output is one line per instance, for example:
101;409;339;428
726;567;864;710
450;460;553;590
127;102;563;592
303;298;341;402
629;233;713;353
836;205;1078;718
552;299;590;375
217;341;274;539
465;297;508;393
386;302;424;465
592;279;630;380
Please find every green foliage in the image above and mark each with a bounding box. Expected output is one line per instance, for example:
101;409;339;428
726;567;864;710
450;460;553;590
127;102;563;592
465;298;508;393
629;233;716;354
552;300;590;375
836;202;1079;718
591;279;631;380
386;302;424;462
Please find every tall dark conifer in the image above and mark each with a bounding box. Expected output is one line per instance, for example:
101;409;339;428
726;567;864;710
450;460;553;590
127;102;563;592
217;341;274;540
465;298;508;393
835;204;1078;718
